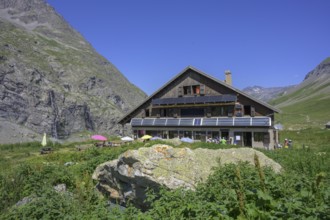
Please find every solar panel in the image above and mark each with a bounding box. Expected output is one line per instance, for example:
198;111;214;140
130;117;271;127
251;117;270;126
166;119;180;126
152;95;237;105
176;98;186;104
154;118;167;126
218;118;233;126
142;118;154;126
180;118;194;126
234;118;251;126
168;98;178;105
202;118;217;126
131;118;142;126
223;94;238;102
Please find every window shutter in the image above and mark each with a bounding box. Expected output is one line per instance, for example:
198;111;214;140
251;107;255;117
178;86;183;97
200;84;205;95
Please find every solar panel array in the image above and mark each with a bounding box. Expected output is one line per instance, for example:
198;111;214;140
203;118;217;126
152;94;237;105
131;117;271;127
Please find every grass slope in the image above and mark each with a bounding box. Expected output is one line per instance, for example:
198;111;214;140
274;94;330;129
270;80;330;129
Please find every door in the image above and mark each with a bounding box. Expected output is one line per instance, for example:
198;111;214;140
243;132;252;147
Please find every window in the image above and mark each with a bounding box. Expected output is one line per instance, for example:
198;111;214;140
211;106;232;116
227;106;234;116
210;131;219;139
160;109;167;117
194;131;206;140
167;108;174;117
254;132;266;142
183;86;191;95
183;131;192;138
244;105;251;116
145;109;150;117
181;108;204;117
169;131;178;139
192;85;200;95
211;107;221;116
183;85;203;95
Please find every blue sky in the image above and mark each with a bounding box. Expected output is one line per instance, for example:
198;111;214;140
47;0;330;95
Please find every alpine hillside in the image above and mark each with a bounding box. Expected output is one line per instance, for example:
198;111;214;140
270;57;330;129
0;0;147;143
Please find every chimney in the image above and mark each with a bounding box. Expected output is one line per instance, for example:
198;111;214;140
224;70;232;86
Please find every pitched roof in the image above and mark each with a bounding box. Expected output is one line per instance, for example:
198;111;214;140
118;66;280;124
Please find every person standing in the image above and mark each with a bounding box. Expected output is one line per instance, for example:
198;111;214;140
220;137;227;145
284;139;289;148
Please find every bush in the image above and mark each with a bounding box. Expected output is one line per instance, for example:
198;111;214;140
139;161;330;219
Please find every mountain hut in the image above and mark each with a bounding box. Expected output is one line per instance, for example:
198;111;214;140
118;66;280;150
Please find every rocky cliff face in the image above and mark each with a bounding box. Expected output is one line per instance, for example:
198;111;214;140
0;0;147;142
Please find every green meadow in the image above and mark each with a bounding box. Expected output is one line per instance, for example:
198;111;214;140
0;128;329;219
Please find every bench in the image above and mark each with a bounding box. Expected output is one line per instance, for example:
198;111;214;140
40;147;53;154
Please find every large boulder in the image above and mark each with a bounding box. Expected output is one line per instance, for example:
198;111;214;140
92;144;282;210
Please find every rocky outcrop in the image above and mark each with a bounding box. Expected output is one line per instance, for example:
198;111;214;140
92;145;282;210
0;0;147;142
304;57;330;81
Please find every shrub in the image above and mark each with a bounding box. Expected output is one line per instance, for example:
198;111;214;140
140;161;330;219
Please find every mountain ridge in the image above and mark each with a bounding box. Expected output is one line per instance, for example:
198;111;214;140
0;0;147;143
270;57;330;129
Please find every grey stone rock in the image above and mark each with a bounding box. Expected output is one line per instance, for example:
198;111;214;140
15;196;33;207
64;161;74;166
93;144;282;210
54;183;66;193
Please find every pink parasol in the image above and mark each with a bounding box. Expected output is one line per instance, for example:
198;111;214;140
91;135;107;141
